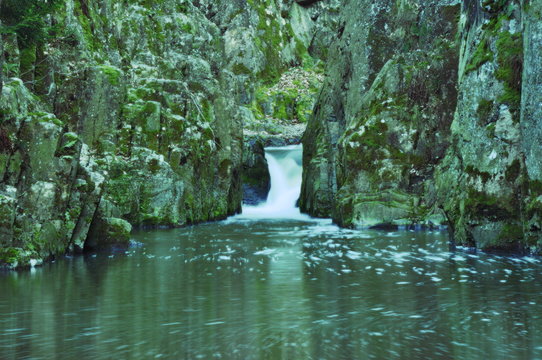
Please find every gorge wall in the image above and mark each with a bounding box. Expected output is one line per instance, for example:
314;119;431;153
300;0;542;253
0;0;337;268
2;0;541;268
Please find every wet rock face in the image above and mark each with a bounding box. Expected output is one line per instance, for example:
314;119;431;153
301;0;461;225
434;0;541;252
300;0;542;253
242;140;271;206
522;2;542;181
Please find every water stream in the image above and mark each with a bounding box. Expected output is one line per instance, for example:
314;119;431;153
239;145;307;220
2;146;542;359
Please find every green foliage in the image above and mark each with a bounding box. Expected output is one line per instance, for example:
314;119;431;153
464;188;515;221
530;180;542;194
495;30;523;116
497;223;524;242
0;247;24;266
19;45;36;75
465;37;493;74
0;0;63;47
249;67;322;126
98;65;122;86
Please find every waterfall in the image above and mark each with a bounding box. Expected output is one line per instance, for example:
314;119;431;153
241;144;308;219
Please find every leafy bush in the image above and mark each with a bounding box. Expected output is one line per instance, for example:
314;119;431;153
0;0;63;47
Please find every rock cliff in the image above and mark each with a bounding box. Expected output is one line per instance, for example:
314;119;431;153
300;0;542;253
0;0;334;268
3;0;541;268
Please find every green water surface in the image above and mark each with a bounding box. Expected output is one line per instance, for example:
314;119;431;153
1;217;541;359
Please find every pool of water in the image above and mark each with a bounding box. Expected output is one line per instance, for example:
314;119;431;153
1;216;542;359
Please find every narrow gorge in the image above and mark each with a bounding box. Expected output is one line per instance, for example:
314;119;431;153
2;0;542;266
0;0;338;267
2;1;542;358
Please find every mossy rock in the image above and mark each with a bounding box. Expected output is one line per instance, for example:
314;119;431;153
465;37;493;74
0;247;35;269
97;65;123;86
0;247;22;268
471;221;525;253
85;217;132;250
495;30;522;117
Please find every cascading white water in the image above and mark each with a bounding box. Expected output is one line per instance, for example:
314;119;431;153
241;144;309;219
265;145;302;210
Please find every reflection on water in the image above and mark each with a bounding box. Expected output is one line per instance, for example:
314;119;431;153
1;217;542;359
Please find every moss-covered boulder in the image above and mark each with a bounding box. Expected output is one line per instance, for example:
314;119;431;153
85;217;132;251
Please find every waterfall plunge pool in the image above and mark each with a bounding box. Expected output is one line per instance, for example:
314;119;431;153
1;146;542;359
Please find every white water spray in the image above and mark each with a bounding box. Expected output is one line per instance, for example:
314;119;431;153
240;144;309;219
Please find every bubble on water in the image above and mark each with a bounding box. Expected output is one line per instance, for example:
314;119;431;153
412;267;424;275
425;255;446;262
254;249;276;256
204;321;225;326
385;232;400;238
524;257;539;264
391;252;410;263
161;322;182;327
346;250;362;260
451;341;469;347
